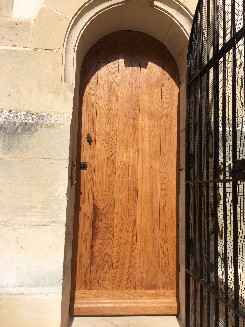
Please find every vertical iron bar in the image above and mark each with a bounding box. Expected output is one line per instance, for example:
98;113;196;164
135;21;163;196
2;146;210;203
207;0;210;64
185;194;191;327
193;78;198;327
213;0;220;325
186;51;192;327
231;0;239;325
198;5;204;327
205;71;211;327
197;3;203;326
222;0;229;326
206;1;211;326
193;19;199;324
198;78;204;327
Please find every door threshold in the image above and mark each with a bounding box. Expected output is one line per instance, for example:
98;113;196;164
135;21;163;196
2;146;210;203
71;290;177;316
69;316;180;327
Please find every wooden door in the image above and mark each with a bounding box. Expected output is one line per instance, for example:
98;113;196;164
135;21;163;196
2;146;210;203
71;31;180;316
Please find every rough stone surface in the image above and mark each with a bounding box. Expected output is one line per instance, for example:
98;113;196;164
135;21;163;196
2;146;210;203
0;110;71;159
0;18;31;47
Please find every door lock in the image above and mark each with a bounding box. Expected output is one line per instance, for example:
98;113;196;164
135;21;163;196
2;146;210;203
80;162;88;170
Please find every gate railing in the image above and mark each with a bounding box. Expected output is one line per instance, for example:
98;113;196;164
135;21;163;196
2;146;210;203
186;0;245;326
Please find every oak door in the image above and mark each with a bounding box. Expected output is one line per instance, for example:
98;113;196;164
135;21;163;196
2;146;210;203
71;31;180;316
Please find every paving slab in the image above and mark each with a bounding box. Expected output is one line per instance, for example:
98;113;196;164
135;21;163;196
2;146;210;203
70;316;180;327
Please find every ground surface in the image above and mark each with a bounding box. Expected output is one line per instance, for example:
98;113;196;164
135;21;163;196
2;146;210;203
70;316;180;327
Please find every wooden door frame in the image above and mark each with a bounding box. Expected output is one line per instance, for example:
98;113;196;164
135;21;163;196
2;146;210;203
60;2;192;326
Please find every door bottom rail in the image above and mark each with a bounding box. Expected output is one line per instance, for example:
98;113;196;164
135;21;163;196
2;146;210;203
71;290;177;316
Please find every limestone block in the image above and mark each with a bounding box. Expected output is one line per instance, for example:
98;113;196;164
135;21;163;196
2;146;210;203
122;2;172;43
0;110;71;159
0;0;13;17
0;158;69;225
44;0;87;18
177;46;188;81
0;49;73;112
164;22;188;61
0;294;61;327
180;0;198;15
0;18;31;47
13;0;45;19
30;7;70;50
0;225;65;289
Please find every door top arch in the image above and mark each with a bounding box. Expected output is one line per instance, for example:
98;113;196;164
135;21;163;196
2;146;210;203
30;0;195;86
80;30;180;90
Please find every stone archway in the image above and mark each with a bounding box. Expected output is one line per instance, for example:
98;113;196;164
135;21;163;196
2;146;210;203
62;0;192;86
30;1;194;326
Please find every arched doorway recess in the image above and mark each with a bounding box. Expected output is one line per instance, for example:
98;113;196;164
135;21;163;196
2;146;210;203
42;0;195;325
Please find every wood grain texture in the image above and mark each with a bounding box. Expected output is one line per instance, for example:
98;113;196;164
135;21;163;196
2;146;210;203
71;31;180;315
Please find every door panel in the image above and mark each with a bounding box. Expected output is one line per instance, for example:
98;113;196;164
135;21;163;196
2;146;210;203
71;31;180;316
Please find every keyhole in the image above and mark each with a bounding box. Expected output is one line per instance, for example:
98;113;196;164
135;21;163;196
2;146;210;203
86;133;92;145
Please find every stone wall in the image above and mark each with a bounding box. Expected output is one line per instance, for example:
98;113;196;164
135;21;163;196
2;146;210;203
0;1;72;326
0;1;197;326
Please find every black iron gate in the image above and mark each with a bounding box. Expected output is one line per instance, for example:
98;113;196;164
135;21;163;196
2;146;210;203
186;0;245;326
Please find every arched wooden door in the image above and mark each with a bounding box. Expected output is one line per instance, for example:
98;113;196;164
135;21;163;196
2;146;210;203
71;31;180;316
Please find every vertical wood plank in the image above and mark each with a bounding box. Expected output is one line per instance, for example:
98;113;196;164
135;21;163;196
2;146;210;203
111;53;140;289
136;59;162;289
